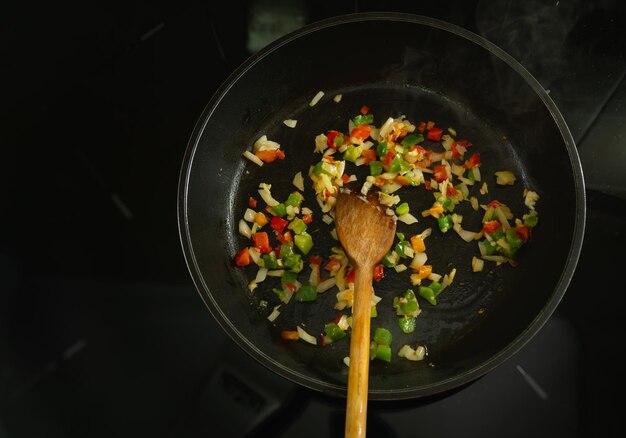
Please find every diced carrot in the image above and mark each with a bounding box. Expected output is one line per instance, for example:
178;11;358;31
414;265;432;279
255;149;285;163
410;235;426;253
281;330;299;341
254;212;268;226
302;213;313;224
395;175;411;186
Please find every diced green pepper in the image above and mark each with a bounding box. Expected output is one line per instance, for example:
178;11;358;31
294;232;313;255
272;203;287;217
442;197;454;212
283;253;302;271
353;114;374;125
381;251;398;268
370;160;383;176
395;202;410;216
430;281;443;296
313;161;332;176
288;217;307;234
279;243;293;259
286;192;304;207
401;133;424;148
343;145;362;163
281;271;297;287
418;286;437;306
390;155;411;173
479;239;498;256
262;254;279;269
438;215;453;233
373;327;392;346
324;323;347;341
394;240;410;258
376;142;388;158
374;344;391;362
398;316;416;334
294;284;317;302
467;168;475;181
399;300;418;314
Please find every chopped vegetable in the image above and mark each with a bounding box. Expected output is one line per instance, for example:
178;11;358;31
233;105;541;366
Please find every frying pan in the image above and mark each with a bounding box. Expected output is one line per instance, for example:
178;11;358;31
177;12;585;400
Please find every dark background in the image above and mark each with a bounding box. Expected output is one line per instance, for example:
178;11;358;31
2;1;625;437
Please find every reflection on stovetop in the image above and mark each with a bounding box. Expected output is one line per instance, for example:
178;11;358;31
2;0;626;437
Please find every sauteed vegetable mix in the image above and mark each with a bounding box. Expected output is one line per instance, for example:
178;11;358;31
233;96;540;365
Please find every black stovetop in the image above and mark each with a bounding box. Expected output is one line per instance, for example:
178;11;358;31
2;1;625;437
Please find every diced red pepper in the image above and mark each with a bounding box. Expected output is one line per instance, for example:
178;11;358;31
270;216;289;233
417;121;427;132
482;220;501;234
515;225;531;241
373;264;384;282
276;230;292;244
341;174;351;184
302;213;313;224
350;124;372;141
252;231;272;254
433;164;448;182
427;127;443;142
487;200;502;208
324;258;341;272
451;140;471;158
327;130;343;149
382;151;395;166
234;247;251;266
248;197;257;208
464;153;481;169
361;149;376;165
346;268;355;284
424;180;432;190
360;105;369;115
446;185;458;196
309;255;323;265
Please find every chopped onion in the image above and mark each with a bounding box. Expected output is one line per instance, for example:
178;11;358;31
379;117;394;139
398;213;418;225
292;171;305;191
472;256;484;272
283;119;297;128
238;219;252;238
258;183;280;206
243;150;264;166
333;94;343;103
410;252;428;269
394;264;408;273
244;208;256;222
297;326;317;345
267;305;281;322
255;267;268;283
398;344;426;361
316;277;336;293
309;90;324;107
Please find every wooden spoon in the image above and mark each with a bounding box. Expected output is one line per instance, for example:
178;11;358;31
334;182;397;438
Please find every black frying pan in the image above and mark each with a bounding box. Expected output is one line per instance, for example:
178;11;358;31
177;12;585;400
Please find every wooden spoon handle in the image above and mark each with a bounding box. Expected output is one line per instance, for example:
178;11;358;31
345;265;374;438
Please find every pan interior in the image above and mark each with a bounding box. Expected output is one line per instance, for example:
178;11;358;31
179;13;580;399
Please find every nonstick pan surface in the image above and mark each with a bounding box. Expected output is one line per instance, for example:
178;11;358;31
178;13;585;400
